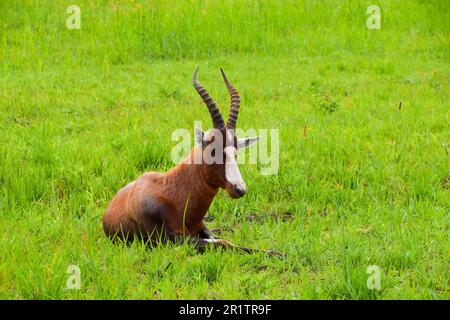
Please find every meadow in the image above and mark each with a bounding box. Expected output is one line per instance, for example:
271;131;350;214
0;0;448;299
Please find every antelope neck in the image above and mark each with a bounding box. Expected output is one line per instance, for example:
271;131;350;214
167;149;218;230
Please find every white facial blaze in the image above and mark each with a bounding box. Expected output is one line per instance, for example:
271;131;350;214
224;146;246;191
224;130;246;190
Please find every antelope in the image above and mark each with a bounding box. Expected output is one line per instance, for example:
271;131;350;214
103;68;280;256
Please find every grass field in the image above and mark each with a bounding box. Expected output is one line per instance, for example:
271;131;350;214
0;0;449;299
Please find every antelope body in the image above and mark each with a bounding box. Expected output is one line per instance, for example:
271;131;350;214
103;68;277;255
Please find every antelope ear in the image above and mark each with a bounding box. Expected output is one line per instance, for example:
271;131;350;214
237;136;259;150
194;127;205;147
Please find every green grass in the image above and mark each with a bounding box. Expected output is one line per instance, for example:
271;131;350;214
0;0;449;299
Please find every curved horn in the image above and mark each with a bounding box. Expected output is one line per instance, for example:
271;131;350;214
193;67;224;129
220;68;240;129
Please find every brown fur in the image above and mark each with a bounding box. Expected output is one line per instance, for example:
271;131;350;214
103;145;225;243
102;69;283;257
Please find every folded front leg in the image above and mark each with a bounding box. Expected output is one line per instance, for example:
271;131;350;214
166;231;284;257
167;232;244;253
203;239;285;257
194;224;258;253
196;222;214;239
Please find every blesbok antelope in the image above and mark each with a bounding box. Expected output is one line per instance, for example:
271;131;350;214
103;68;280;256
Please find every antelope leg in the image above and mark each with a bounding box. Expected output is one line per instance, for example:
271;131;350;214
230;243;285;258
167;233;222;252
196;223;214;239
204;239;285;258
167;233;284;257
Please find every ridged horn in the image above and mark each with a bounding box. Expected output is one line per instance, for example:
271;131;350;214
220;68;240;129
193;67;224;129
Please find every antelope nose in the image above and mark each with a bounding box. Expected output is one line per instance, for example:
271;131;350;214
234;185;246;197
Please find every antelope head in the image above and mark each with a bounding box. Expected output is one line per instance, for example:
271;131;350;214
193;67;259;198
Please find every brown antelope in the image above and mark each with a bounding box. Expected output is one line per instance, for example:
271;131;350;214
103;68;280;256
